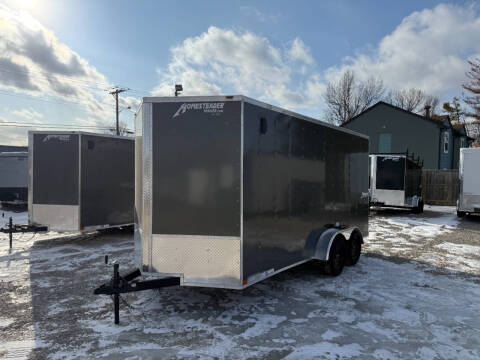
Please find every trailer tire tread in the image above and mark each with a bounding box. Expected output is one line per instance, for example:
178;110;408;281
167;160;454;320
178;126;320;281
324;235;346;276
345;231;362;266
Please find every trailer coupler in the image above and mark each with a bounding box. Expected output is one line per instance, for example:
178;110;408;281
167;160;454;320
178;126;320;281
94;263;180;324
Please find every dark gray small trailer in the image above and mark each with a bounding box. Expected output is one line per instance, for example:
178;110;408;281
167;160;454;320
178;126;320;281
369;153;423;213
0;151;28;204
28;131;134;232
133;95;369;288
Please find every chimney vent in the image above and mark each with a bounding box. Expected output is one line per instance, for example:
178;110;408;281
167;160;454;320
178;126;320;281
424;105;431;118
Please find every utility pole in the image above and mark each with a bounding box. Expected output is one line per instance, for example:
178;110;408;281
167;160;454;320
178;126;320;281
109;87;128;135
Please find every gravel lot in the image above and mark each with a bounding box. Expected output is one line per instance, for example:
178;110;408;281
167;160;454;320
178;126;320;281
0;207;479;359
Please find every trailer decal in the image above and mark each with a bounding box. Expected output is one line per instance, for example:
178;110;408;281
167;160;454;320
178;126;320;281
173;102;225;118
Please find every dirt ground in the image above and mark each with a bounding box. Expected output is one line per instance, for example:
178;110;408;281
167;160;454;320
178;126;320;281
0;207;479;359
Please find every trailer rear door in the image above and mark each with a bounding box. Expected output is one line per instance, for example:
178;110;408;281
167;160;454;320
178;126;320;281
151;100;241;236
376;156;405;190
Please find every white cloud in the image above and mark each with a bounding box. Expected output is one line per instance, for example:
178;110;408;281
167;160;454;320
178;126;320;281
325;3;480;96
288;38;314;65
11;108;43;122
152;26;321;110
153;4;480;117
0;4;139;143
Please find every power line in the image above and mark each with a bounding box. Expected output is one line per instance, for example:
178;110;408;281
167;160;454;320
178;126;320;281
0;123;133;131
0;89;114;108
0;120;108;127
1;122;111;129
0;66;153;96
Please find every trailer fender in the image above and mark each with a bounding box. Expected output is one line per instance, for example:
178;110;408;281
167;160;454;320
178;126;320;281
305;226;363;261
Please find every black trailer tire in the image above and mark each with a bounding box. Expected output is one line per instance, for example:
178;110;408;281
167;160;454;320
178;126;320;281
324;235;346;276
413;200;424;214
345;232;362;266
457;210;466;217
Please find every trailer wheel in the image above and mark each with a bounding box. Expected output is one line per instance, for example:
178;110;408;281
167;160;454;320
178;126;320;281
324;235;346;276
345;231;362;266
413;200;424;214
457;210;466;217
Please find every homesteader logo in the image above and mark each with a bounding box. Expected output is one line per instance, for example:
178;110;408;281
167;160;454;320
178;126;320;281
42;134;70;142
173;102;225;118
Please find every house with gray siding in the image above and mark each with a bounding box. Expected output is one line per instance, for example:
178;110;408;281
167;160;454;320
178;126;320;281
341;101;472;169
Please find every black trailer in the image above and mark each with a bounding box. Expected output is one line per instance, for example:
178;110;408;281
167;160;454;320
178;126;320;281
369;153;423;213
28;131;134;232
0;152;28;204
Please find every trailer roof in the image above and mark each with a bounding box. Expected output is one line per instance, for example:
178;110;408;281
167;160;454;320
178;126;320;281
27;130;134;141
141;95;369;140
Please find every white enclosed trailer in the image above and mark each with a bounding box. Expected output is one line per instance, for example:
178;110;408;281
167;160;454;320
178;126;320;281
457;147;480;217
369;154;423;213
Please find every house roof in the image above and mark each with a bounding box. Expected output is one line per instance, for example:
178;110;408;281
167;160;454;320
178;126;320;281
342;101;450;128
451;122;476;140
430;114;450;124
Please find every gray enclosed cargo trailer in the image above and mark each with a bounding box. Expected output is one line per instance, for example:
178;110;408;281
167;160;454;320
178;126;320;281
0;151;28;203
29;131;134;232
135;96;369;289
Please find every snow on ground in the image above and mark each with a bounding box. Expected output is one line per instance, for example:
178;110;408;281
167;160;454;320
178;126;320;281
0;208;479;359
0;209;28;228
367;206;480;275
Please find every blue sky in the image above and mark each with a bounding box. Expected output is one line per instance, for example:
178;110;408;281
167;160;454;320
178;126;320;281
0;0;479;144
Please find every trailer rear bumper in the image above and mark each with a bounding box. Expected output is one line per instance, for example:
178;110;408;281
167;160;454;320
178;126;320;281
142;234;242;289
458;195;480;213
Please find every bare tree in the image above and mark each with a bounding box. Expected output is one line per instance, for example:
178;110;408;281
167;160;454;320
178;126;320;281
385;88;439;116
324;70;384;125
386;88;425;113
462;58;480;121
107;121;132;136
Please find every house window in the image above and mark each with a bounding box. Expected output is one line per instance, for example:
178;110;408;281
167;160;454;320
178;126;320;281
460;137;466;148
378;133;392;153
443;132;449;153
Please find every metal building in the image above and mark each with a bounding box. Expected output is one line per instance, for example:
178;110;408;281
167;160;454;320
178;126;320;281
0;152;28;204
29;131;134;231
135;96;369;289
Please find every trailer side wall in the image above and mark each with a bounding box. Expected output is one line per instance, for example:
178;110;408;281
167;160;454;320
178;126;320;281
80;135;134;228
242;102;369;279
